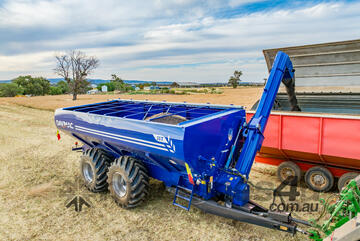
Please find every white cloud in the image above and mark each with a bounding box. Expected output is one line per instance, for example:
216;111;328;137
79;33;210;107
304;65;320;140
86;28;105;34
0;1;360;82
0;0;66;27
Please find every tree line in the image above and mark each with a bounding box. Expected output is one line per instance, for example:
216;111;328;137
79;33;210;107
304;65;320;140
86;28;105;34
0;76;71;97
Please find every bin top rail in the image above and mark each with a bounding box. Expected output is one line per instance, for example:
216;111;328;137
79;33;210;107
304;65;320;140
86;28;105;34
63;99;243;125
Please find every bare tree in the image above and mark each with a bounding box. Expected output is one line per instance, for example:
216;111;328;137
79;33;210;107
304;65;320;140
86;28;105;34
170;82;180;88
54;50;99;100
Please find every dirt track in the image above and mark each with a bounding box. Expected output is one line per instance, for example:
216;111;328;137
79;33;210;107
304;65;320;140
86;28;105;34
0;88;331;240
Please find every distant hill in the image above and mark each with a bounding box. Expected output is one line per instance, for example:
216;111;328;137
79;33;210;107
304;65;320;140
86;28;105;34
0;78;263;86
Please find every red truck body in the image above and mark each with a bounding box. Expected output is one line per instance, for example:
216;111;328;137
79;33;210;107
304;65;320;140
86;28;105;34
247;112;360;177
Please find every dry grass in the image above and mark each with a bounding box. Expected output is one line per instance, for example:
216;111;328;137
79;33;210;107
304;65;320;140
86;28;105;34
0;88;333;240
0;87;264;111
28;183;55;197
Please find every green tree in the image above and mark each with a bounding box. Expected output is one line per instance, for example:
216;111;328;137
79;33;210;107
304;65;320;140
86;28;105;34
57;80;69;94
228;70;242;88
12;75;50;95
49;86;63;95
54;50;99;100
110;74;126;91
0;83;24;97
110;74;124;84
110;74;133;92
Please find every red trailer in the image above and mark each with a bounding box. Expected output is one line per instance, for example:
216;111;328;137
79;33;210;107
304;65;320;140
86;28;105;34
247;112;360;192
251;39;360;192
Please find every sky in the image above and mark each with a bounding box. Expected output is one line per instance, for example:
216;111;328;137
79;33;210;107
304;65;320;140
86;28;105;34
0;0;359;83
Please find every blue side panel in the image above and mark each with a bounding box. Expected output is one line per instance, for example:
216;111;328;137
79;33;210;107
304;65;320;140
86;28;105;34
183;109;245;173
55;109;186;185
55;109;185;158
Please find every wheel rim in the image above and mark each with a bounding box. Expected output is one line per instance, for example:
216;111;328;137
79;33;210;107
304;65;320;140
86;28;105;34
83;162;94;183
113;172;127;198
280;167;295;180
310;172;327;189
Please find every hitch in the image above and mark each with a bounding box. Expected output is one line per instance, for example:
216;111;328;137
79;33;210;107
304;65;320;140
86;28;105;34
190;193;312;235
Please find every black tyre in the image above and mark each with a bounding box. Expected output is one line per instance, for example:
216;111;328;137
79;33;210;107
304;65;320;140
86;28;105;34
80;148;113;192
338;172;360;191
277;161;301;183
305;166;334;192
107;156;149;208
